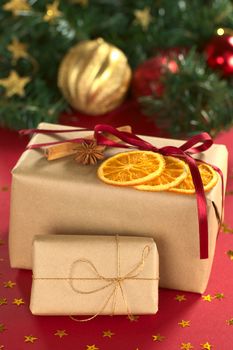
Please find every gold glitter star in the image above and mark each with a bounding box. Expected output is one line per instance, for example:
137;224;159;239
0;70;30;97
0;298;7;306
202;294;213;302
152;334;165;342
24;335;38;343
7;38;28;62
215;292;224;300
86;346;99;350
54;330;68;338
227;318;233;325
3;280;16;288
127;315;139;322
3;0;31;15
227;250;233;260
201;342;212;350
134;7;152;31
0;324;6;333
221;222;233;233
12;298;25;306
103;330;114;338
178;320;190;328
180;343;194;350
175;294;187;302
44;0;62;22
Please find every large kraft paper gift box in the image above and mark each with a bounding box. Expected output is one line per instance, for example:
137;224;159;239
9;123;228;293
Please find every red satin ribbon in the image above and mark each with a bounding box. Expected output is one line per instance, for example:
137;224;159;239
20;124;223;260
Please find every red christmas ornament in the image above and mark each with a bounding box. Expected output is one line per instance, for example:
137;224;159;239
132;48;182;98
205;31;233;77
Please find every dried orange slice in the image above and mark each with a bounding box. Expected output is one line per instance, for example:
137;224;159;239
135;156;188;191
169;162;218;194
97;151;165;186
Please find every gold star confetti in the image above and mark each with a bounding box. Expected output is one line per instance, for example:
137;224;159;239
221;223;233;233
7;38;29;62
227;250;233;260
201;342;212;350
44;0;62;22
86;345;99;350
134;7;152;31
215;292;224;300
0;70;30;98
54;330;68;338
12;298;25;306
0;324;6;333
24;335;38;343
202;294;213;302
152;334;165;342
180;343;194;350
3;280;16;288
103;330;114;338
0;298;7;306
227;318;233;325
127;315;139;322
175;294;187;302
3;0;31;15
178;320;190;328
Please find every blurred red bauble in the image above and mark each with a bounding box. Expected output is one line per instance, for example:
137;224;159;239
205;30;233;77
132;48;183;98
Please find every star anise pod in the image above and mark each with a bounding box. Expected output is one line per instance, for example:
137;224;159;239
74;141;105;165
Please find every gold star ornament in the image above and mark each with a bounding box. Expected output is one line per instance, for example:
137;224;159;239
134;7;152;31
3;280;16;288
0;324;6;333
178;320;190;328
103;330;114;338
180;343;194;350
215;292;224;300
0;298;7;306
12;298;25;306
7;38;29;62
227;318;233;325
227;250;233;260
0;71;30;98
202;294;213;302
175;294;187;302
3;0;31;15
44;1;62;22
24;335;38;343
201;342;212;350
152;334;165;342
86;346;99;350
54;330;68;338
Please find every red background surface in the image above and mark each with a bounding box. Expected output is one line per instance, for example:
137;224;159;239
1;107;233;350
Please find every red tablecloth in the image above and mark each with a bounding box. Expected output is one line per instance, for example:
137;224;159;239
1;115;233;350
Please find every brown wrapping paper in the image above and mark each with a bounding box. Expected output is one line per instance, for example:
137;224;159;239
30;235;159;316
9;123;228;293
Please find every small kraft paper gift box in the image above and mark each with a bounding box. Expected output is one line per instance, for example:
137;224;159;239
9;123;228;293
30;235;159;316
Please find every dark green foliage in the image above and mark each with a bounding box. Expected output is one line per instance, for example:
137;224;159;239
0;0;233;134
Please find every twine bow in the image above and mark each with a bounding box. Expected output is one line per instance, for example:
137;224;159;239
20;124;224;259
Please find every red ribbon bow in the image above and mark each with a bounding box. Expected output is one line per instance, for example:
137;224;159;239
20;124;223;260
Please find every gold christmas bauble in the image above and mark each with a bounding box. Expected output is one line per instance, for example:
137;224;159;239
58;38;132;115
